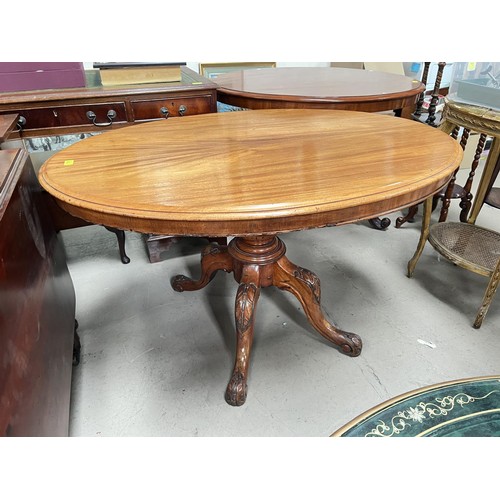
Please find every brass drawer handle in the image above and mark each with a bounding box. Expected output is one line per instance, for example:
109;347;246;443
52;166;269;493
178;105;187;116
160;107;170;118
86;109;117;127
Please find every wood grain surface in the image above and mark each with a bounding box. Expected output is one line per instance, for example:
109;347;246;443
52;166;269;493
39;109;463;236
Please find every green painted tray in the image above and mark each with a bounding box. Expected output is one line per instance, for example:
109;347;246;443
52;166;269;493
332;376;500;437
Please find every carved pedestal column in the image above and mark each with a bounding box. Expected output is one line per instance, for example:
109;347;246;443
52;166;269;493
172;235;362;406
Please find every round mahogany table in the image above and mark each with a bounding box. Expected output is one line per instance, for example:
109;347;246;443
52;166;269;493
39;109;462;406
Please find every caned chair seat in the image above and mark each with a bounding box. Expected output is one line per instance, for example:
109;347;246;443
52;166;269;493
407;197;500;328
428;222;500;276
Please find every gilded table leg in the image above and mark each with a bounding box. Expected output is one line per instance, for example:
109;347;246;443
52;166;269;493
473;259;500;329
272;255;362;356
468;138;500;224
407;196;433;277
171;242;232;292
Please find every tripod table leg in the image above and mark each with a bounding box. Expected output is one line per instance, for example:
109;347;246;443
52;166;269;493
272;255;362;357
225;268;261;406
171;242;232;292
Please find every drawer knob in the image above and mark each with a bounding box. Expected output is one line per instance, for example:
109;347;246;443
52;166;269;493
17;115;27;131
178;105;187;116
86;109;117;127
160;107;170;118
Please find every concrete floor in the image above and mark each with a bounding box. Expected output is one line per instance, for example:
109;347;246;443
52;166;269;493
64;167;500;437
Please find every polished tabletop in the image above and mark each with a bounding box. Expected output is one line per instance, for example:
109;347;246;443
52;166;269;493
39;109;462;237
214;67;425;112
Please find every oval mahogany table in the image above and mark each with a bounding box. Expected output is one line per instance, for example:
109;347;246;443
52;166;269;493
214;66;426;230
39;109;462;406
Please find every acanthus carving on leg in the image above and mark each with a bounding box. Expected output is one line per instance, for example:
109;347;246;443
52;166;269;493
235;283;259;333
273;256;362;356
293;267;321;304
225;371;247;406
225;280;260;406
172;234;364;406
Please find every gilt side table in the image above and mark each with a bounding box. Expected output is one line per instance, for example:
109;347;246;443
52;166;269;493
396;100;500;227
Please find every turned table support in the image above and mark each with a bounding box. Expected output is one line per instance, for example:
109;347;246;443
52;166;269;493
172;235;362;406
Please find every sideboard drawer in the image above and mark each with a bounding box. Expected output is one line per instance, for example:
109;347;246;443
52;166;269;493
13;102;127;131
13;107;59;130
57;102;127;126
131;96;213;121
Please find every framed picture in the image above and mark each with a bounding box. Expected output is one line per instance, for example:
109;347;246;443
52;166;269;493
199;62;276;79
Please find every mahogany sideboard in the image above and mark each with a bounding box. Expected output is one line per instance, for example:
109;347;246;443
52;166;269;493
0;67;218;262
0;148;76;436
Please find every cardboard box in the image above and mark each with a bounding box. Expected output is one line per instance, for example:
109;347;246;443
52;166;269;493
0;62;86;92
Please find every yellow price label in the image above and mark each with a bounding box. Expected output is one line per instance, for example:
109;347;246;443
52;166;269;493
467;62;476;71
64;159;74;166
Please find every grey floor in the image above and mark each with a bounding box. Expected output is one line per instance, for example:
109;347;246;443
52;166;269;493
64;166;500;437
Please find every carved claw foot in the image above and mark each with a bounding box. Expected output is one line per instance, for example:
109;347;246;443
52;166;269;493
339;331;362;357
171;274;191;292
225;371;248;406
224;279;260;406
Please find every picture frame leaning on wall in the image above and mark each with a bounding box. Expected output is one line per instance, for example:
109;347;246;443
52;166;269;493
198;62;276;79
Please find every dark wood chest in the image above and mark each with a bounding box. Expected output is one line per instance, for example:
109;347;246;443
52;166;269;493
0;149;76;436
